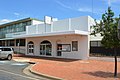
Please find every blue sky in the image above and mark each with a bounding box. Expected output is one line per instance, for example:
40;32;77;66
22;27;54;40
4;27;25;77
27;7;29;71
0;0;120;24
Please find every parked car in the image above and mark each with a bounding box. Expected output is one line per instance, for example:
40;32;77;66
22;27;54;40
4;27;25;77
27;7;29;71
0;47;14;60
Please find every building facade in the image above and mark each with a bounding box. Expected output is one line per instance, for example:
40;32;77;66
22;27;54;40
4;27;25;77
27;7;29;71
0;18;43;54
0;16;94;59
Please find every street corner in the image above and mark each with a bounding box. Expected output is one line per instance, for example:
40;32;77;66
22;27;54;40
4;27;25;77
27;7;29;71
29;64;63;80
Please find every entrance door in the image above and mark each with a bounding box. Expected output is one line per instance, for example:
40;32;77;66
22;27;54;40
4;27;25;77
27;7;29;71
28;41;34;54
40;44;46;55
46;44;52;56
40;40;52;56
57;44;62;56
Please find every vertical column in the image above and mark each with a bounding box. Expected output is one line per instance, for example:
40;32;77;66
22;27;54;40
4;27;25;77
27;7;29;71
69;18;71;31
26;26;28;34
51;22;53;32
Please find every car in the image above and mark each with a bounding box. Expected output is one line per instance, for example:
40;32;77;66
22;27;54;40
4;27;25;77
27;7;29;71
0;47;14;60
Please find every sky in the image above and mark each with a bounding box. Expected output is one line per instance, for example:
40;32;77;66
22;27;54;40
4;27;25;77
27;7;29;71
0;0;120;24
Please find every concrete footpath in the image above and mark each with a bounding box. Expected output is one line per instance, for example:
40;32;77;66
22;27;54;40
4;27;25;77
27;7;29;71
89;57;120;62
13;56;120;80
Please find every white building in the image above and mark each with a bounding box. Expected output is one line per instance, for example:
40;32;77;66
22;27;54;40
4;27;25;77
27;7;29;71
0;16;94;59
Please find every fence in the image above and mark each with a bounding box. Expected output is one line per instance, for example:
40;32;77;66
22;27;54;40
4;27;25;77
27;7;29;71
90;47;120;57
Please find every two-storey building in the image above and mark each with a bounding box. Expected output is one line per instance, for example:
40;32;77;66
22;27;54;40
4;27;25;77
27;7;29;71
0;16;94;59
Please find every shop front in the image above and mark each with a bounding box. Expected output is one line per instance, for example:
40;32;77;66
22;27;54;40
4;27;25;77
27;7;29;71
25;32;89;59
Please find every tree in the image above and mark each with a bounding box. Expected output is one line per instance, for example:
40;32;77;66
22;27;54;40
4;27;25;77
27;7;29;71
91;7;120;78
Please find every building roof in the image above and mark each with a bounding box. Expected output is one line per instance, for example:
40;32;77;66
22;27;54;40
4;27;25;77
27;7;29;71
0;17;43;28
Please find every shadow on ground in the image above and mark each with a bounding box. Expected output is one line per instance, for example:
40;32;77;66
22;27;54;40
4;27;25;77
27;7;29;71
83;71;120;78
16;55;80;62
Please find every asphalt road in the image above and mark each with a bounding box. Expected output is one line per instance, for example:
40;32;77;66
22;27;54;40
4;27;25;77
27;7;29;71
0;60;43;80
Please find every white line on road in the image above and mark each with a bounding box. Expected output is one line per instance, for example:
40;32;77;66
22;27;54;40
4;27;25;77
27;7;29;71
0;69;40;80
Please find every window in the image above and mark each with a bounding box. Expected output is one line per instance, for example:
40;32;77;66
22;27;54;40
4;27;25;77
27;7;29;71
20;39;25;46
62;44;71;52
72;41;78;51
6;40;15;46
98;41;102;47
90;41;98;47
57;44;71;52
0;41;2;46
90;41;102;47
6;40;10;46
10;40;15;46
16;39;19;46
16;39;25;46
1;41;5;46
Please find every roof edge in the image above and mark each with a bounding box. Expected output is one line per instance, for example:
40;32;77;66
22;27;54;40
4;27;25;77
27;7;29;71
0;17;43;27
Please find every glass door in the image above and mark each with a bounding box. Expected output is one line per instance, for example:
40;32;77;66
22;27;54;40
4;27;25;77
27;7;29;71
28;44;34;54
40;44;52;56
40;44;46;55
46;44;52;56
40;40;52;56
28;41;34;54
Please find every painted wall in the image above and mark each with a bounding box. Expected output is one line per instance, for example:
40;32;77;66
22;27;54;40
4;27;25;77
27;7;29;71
52;16;94;32
26;16;94;35
52;19;69;31
32;20;44;25
26;24;51;34
70;16;88;31
26;35;89;59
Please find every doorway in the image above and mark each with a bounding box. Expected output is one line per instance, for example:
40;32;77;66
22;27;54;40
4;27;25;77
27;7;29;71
40;40;52;56
28;41;34;54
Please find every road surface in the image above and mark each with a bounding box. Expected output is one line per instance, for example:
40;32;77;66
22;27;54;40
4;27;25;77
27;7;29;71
0;60;48;80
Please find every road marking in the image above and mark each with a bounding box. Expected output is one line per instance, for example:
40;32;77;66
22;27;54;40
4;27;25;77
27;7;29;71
0;61;10;63
11;63;27;66
0;69;40;80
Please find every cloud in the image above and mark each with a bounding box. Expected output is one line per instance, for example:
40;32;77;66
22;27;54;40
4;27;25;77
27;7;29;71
108;0;111;6
14;12;20;16
55;0;93;13
78;8;92;13
109;0;120;3
55;0;101;14
14;12;21;18
0;19;13;25
102;0;120;6
78;7;104;15
55;0;73;10
54;0;106;16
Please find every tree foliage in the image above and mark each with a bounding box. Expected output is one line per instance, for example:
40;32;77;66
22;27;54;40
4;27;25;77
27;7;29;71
91;7;120;48
91;7;120;77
